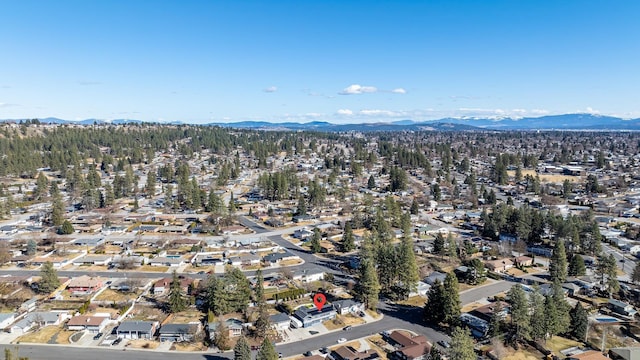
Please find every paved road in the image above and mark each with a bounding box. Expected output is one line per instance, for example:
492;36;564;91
602;243;636;282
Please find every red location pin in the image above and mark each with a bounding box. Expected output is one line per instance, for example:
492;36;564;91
313;293;326;311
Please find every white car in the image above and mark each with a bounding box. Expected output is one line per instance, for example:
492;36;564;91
337;338;347;344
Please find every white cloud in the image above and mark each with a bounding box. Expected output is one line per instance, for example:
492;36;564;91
263;86;278;93
337;109;353;115
585;107;600;114
0;102;19;108
339;84;378;95
359;109;399;116
391;88;407;94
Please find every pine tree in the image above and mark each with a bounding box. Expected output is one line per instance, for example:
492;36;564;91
568;254;586;277
488;301;504;338
168;270;186;313
633;261;640;284
529;287;546;341
434;233;445;256
424;280;445;325
442;273;461;327
50;195;64;226
58;220;74;235
38;261;61;294
549;239;568;283
508;284;531;342
398;230;419;293
296;195;307;216
569;302;588;341
429;347;443;360
449;327;476;360
26;239;37;256
447;233;457;260
410;198;419;215
597;254;620;296
367;175;376;189
355;238;380;310
256;337;278;360
310;228;322;253
233;336;251;360
341;222;355;252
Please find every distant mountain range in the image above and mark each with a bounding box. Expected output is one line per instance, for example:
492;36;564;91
4;114;640;131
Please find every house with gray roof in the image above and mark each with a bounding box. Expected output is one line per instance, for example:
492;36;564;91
269;312;291;330
291;304;336;328
0;313;16;329
423;271;447;285
9;311;68;334
158;323;200;342
332;299;364;315
116;320;159;339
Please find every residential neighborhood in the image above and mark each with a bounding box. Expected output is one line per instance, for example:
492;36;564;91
0;123;637;360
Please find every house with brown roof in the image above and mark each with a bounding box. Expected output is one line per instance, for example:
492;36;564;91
329;346;379;360
66;315;110;333
67;275;103;295
153;277;194;295
388;331;432;360
513;256;534;267
484;258;514;272
567;350;609;360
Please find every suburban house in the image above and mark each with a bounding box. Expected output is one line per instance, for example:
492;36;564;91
388;331;432;360
73;238;105;247
20;297;38;312
10;311;68;334
567;350;609;360
328;346;380;360
291;304;337;328
72;255;113;266
116;320;159;339
469;301;509;322
292;269;325;283
158;323;200;342
332;299;364;315
66;315;110;333
0;313;16;329
608;299;638;317
67;275;104;295
269;312;291;331
484;258;514;272
423;271;447;286
148;257;184;267
208;318;244;338
29;256;71;269
153;277;194;295
262;251;299;265
513;256;534;267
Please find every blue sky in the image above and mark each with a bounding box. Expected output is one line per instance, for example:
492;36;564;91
1;0;639;123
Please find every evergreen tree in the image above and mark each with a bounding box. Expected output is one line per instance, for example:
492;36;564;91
296;195;307;216
433;233;445;256
233;336;251;360
410;198;419;215
398;229;419;293
38;261;61;294
367;175;376;189
529;287;546;341
213;321;231;351
58;220;75;235
50;195;64;227
508;284;531;342
424;280;445;325
168;270;186;313
447;233;457;260
568;255;586;277
488;301;504;338
34;172;49;200
633;261;640;284
256;337;278;360
548;282;571;335
449;327;476;360
429;347;443;360
26;239;37;256
145;168;157;197
569;302;588;341
228;192;236;213
596;254;620;296
549;239;568;283
355;238;380;310
341;222;355;252
310;228;322;253
442;273;461;327
254;269;265;303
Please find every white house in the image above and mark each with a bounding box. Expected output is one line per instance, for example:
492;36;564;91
66;315;110;333
269;313;291;331
0;313;16;329
332;299;364;315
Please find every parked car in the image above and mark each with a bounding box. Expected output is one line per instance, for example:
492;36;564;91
319;347;329;354
343;325;352;331
112;338;123;346
303;351;313;356
337;338;347;344
437;340;451;348
93;332;103;340
278;353;283;358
